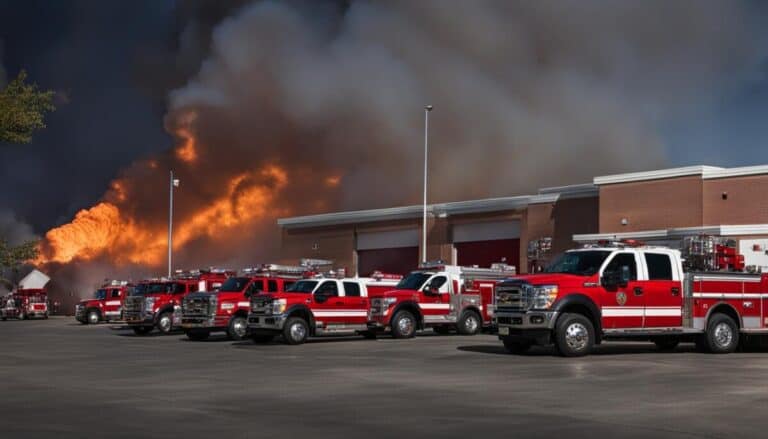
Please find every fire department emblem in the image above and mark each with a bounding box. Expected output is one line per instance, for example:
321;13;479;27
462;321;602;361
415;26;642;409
616;292;627;306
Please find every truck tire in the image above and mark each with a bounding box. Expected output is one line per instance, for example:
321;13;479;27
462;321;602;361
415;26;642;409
132;326;152;335
87;310;100;325
457;310;482;335
703;313;739;354
227;316;248;341
503;339;533;354
186;330;210;341
653;336;680;351
391;310;416;339
282;317;309;345
554;313;594;357
156;312;173;334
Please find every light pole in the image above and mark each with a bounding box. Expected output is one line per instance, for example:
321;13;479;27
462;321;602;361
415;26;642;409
422;104;432;263
168;171;180;277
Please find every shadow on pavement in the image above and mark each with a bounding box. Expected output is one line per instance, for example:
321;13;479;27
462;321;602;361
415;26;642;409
457;342;706;357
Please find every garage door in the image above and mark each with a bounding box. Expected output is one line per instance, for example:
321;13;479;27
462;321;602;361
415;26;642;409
453;220;520;269
356;229;419;276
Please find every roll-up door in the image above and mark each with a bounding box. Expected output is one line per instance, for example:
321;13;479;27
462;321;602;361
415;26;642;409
453;220;520;269
356;229;419;276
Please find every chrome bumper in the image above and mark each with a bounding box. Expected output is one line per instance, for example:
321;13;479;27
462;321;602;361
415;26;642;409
495;310;558;331
247;313;286;331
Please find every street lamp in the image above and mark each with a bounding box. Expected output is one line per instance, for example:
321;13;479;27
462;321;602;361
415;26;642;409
168;171;180;277
422;104;433;263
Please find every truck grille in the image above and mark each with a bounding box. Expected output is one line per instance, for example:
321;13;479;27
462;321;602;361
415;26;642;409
123;296;144;318
495;285;531;311
251;295;272;314
183;296;213;317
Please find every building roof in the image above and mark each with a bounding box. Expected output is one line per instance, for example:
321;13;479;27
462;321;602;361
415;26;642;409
593;164;768;185
573;224;768;242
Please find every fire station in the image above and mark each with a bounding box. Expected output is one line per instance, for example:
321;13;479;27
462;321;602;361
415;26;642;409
277;164;768;276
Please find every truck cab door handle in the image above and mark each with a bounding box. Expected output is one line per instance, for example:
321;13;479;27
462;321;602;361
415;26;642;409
633;287;643;296
671;287;680;296
305;299;311;304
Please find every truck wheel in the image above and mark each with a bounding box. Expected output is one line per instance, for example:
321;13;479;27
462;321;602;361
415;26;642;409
87;310;100;325
554;313;594;357
653;336;680;351
186;330;210;341
227;316;248;341
132;326;152;336
20;312;27;320
251;334;274;343
503;339;533;354
156;312;173;334
391;310;416;339
704;313;739;354
457;310;482;335
282;317;309;345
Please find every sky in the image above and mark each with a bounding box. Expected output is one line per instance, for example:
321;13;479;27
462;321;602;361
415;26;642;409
2;0;768;238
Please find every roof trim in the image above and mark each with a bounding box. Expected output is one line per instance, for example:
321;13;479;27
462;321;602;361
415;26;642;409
573;224;768;241
701;165;768;180
593;165;723;186
434;195;530;216
277;205;425;229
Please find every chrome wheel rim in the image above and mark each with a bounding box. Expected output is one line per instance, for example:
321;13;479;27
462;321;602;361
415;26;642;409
232;318;247;338
159;315;172;332
397;315;414;335
465;315;479;333
565;322;589;351
88;312;99;324
290;322;306;341
714;322;733;347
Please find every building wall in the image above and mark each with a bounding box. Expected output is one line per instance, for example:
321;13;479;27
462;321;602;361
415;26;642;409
599;176;703;232
703;175;768;225
280;225;356;271
552;196;599;254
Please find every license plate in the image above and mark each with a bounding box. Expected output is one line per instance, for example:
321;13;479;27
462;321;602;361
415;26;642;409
499;326;509;335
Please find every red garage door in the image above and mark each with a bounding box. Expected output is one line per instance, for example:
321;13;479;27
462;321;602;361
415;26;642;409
357;247;419;277
456;239;519;269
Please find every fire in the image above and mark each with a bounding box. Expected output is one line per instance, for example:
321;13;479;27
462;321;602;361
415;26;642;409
324;175;342;187
173;111;198;163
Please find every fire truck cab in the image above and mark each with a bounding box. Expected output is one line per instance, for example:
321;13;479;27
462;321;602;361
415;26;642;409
181;265;302;341
495;238;768;356
248;274;400;345
75;281;130;324
367;262;515;338
123;270;231;335
2;269;50;321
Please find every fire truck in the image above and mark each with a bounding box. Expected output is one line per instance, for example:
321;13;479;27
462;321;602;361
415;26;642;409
495;237;766;357
248;273;401;344
123;269;232;335
181;264;304;341
75;280;131;324
367;262;515;338
1;269;50;321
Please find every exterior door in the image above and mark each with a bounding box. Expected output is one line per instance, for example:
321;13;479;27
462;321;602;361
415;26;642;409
104;288;123;319
600;252;644;329
341;281;369;327
641;252;683;328
420;275;451;324
313;280;343;326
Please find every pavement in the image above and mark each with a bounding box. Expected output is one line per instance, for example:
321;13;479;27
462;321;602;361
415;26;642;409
1;317;767;438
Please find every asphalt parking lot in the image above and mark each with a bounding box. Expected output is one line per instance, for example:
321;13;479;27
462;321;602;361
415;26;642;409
2;318;768;438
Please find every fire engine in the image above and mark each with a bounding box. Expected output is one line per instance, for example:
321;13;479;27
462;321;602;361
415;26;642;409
123;269;232;335
181;264;304;341
367;262;515;338
495;237;766;357
1;269;50;321
248;272;401;344
75;280;131;324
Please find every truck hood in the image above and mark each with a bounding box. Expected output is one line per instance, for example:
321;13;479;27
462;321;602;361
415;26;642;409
79;299;100;307
500;273;597;289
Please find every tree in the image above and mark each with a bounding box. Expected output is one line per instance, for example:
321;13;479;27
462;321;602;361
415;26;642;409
0;70;55;144
0;239;39;290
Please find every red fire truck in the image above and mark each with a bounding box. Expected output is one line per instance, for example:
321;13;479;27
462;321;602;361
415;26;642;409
495;237;764;357
248;274;401;344
123;270;232;335
366;263;515;338
75;281;131;324
1;269;50;320
181;265;304;341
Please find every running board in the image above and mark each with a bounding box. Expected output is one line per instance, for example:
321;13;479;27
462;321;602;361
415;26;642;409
603;328;702;337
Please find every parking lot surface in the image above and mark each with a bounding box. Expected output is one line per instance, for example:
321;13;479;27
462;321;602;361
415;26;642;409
2;317;768;438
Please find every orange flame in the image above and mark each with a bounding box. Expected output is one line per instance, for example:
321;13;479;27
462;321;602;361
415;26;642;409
174;112;198;163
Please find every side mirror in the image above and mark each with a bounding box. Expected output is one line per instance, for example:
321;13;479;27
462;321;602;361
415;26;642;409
601;271;619;289
620;265;631;287
423;286;439;296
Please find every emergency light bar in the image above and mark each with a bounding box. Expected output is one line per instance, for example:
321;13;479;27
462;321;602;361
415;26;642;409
300;258;334;268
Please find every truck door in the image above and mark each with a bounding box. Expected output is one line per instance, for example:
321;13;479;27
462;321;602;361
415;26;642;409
599;252;644;329
341;281;368;326
420;275;451;323
313;280;343;327
105;288;122;319
641;252;683;328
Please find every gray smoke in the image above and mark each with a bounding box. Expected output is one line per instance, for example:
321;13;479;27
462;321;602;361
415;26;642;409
0;211;36;246
167;0;764;209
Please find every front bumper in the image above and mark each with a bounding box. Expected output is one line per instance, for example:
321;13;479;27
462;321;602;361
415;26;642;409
123;312;154;326
495;310;558;343
248;313;286;331
181;315;229;331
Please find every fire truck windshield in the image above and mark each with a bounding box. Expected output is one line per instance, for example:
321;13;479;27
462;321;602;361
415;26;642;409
220;277;251;292
94;289;107;300
396;272;432;290
129;283;167;296
285;280;318;293
543;250;612;276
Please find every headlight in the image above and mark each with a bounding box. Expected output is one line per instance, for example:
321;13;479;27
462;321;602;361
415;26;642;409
531;285;559;310
272;299;287;315
144;297;156;310
379;297;397;307
220;302;235;310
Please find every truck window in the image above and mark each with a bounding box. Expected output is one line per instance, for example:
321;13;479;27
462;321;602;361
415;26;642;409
110;289;121;298
427;276;447;291
645;253;673;280
603;253;637;280
343;282;361;297
267;280;278;292
246;281;263;296
283;281;296;290
316;281;338;297
95;289;107;300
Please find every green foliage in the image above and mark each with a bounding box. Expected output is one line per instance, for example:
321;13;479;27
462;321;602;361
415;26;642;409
0;239;39;289
0;70;56;144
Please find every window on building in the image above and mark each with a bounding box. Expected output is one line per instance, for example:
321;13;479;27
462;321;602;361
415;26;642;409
645;253;673;280
603;253;637;280
343;282;361;297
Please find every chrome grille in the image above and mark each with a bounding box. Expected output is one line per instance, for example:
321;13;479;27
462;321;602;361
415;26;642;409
495;285;531;311
250;296;272;314
183;296;212;317
123;296;144;318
